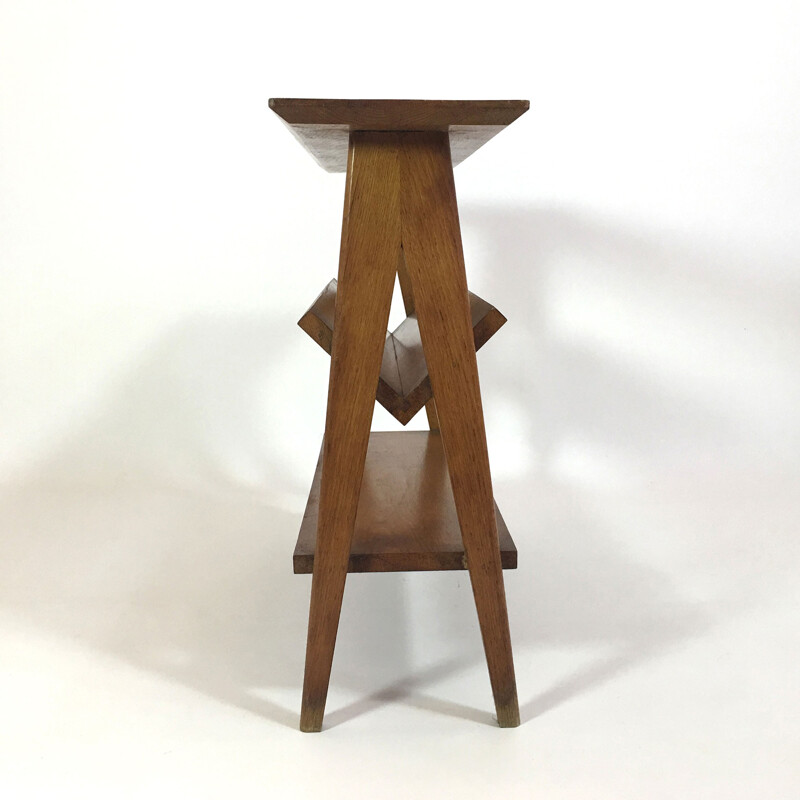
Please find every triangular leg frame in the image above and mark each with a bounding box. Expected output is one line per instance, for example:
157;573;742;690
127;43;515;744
299;131;520;732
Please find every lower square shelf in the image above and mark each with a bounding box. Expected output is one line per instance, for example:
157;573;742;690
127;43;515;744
294;430;517;574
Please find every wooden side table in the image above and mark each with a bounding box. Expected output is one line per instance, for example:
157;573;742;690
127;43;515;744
270;99;529;732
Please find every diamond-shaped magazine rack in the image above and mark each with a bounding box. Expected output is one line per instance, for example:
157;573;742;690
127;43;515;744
298;275;507;425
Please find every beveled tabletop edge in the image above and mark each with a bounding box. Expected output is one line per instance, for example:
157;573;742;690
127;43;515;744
268;98;529;129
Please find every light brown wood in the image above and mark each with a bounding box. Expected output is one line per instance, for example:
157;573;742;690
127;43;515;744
300;132;401;732
398;130;520;727
294;431;517;573
297;279;506;425
269;98;529;172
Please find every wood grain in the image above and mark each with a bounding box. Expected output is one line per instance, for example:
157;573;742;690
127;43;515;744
300;132;400;733
269;98;529;172
399;130;520;727
294;431;517;573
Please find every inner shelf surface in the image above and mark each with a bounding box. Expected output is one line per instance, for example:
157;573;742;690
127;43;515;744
294;431;517;574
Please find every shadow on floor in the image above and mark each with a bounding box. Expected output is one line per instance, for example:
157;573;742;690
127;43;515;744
3;205;796;728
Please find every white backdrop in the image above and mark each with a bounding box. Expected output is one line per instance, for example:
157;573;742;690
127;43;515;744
1;1;799;797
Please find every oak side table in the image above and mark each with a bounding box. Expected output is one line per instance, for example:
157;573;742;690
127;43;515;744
269;98;529;732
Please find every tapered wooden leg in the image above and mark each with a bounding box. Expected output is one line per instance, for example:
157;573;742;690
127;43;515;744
398;131;520;727
300;132;401;732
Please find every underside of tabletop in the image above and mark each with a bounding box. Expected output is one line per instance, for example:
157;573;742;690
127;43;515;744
268;98;529;171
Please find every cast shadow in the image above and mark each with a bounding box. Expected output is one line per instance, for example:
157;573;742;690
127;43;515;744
3;205;795;731
0;312;416;729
